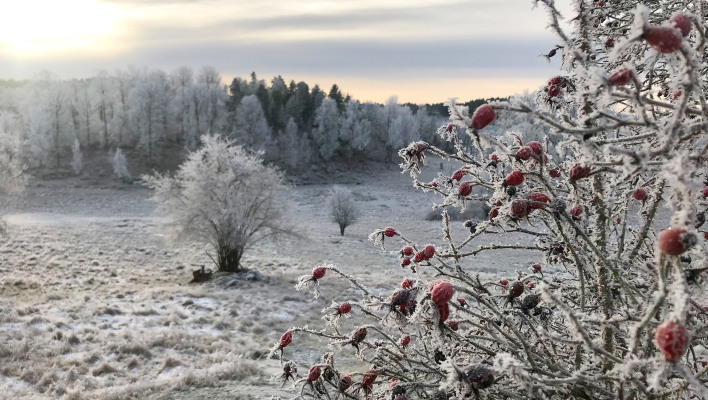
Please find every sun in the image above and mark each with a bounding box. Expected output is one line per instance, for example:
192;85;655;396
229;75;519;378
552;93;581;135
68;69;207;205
0;0;119;55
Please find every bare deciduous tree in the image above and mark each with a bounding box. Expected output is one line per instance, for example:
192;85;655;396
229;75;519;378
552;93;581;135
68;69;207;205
143;134;294;273
329;185;359;236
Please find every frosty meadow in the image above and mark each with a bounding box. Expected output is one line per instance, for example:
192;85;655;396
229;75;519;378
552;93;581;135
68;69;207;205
1;0;708;399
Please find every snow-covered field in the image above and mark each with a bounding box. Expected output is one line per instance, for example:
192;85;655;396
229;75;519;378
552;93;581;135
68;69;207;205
0;161;573;399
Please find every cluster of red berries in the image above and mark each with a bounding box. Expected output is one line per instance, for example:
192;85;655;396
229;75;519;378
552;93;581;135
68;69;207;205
515;140;544;162
546;76;569;98
400;244;435;266
608;14;691;88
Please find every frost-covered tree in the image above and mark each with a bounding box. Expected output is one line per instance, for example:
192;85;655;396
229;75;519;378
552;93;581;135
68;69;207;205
71;138;83;175
197;66;225;134
0;129;27;227
24;104;51;169
128;69;171;164
111;68;138;147
280;116;311;171
273;1;708;399
91;70;114;148
312;97;341;163
72;79;97;148
340;100;371;168
36;77;73;170
329;185;359;236
144;135;293;272
171;66;194;145
382;96;419;165
112;147;131;182
232;94;272;154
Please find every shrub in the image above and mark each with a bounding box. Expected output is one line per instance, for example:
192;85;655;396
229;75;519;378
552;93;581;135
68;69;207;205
273;1;708;399
112;148;132;183
329;185;359;235
143;134;294;272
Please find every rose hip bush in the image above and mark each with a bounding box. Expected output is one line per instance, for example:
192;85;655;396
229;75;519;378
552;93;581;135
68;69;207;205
271;1;708;399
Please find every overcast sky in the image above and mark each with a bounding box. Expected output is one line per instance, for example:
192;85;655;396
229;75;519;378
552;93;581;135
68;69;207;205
0;0;566;103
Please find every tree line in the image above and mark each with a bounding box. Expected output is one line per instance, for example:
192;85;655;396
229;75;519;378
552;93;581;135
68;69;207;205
0;68;510;176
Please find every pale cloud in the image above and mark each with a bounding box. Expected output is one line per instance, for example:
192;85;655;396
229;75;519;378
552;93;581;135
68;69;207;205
1;0;571;102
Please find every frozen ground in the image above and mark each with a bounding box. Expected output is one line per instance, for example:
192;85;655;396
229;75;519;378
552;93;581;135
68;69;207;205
0;160;661;399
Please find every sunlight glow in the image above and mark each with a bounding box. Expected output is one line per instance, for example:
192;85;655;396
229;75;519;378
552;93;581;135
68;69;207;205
0;0;119;55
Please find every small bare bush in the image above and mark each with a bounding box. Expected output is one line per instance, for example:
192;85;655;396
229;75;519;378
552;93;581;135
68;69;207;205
329;185;359;235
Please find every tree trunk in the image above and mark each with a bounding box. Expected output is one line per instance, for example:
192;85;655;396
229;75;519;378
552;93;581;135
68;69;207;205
217;246;243;273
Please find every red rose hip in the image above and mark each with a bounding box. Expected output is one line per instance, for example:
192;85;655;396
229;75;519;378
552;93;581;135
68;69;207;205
510;199;530;218
383;227;396;237
446;320;459;331
351;327;367;343
609;68;633;86
489;207;499;221
526;141;543;155
339;302;352;314
548;76;563;86
509;281;524;299
307;365;321;382
633;188;647;201
280;331;292;348
339;375;352;392
430;280;454;305
655;320;689;362
414;251;426;263
668;14;692;37
549;168;560;178
570;205;583;217
401;246;413;256
362;369;377;387
548;85;561;97
526;192;549;209
458;181;473;197
471;104;495;130
505;170;524;186
658;227;697;255
516;146;532;161
423;244;435;259
644;25;683;53
569;164;591;180
400;335;410;347
401;257;411;267
312;266;326;280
